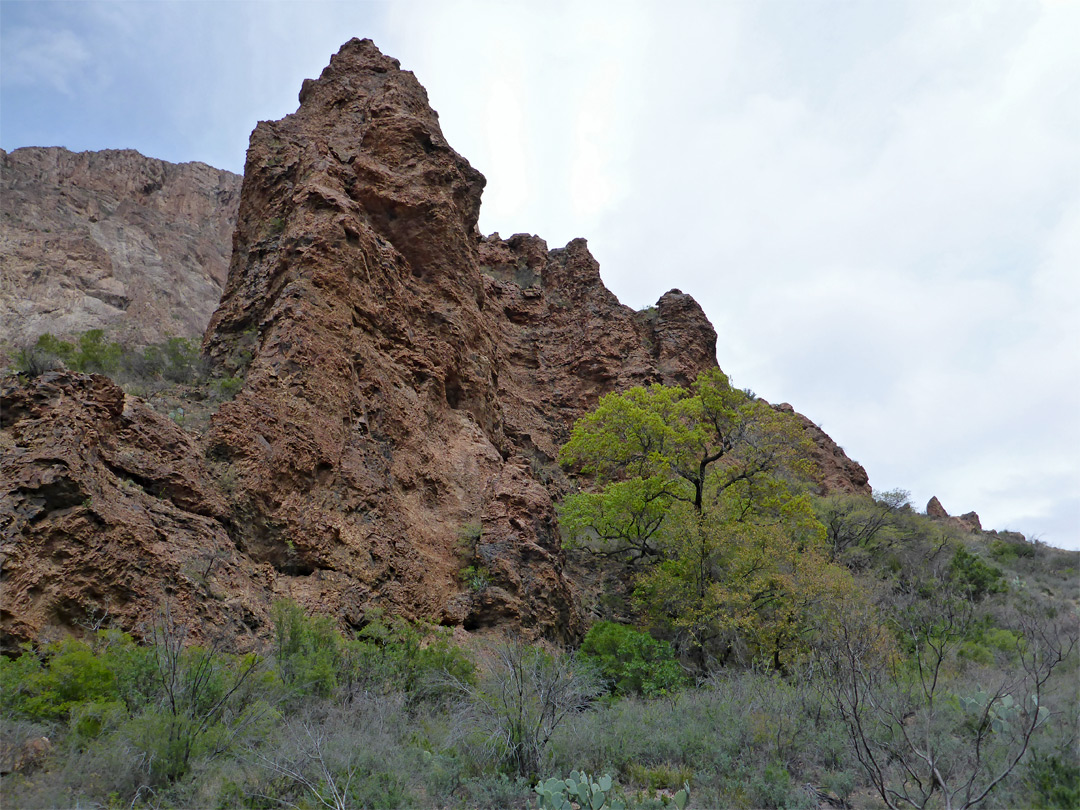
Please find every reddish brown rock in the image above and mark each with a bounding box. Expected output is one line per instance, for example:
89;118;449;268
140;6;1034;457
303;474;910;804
198;39;732;639
0;371;269;651
957;511;982;532
0;147;239;351
1;39;874;648
774;405;872;495
925;496;981;532
0;735;52;776
927;496;949;519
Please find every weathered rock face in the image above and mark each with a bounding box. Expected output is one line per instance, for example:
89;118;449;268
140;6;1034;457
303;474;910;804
1;39;872;649
200;38;707;639
927;496;948;519
0;372;270;650
0;147;240;350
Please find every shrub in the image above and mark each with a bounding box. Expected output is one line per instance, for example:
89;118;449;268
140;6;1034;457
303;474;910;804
949;547;1006;600
579;622;687;698
343;613;475;700
453;640;603;778
13;345;62;377
462;564;491;592
1022;752;1080;809
0;638;118;721
989;537;1037;563
270;600;474;702
214;375;244;400
272;599;342;699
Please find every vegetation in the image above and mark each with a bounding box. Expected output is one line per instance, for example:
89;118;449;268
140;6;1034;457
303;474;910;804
559;370;857;670
8;328;246;428
555;370;1078;809
579;621;687;698
2;371;1077;809
14;329;205;382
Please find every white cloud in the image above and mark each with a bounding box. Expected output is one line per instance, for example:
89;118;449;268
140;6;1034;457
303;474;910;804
1;0;1076;547
1;27;91;95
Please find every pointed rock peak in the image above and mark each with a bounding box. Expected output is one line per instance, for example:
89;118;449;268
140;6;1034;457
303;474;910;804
299;38;401;106
927;496;949;518
208;38;489;354
296;37;430;119
651;289;718;384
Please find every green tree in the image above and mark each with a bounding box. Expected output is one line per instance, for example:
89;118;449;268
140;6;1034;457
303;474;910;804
74;329;123;373
559;369;853;669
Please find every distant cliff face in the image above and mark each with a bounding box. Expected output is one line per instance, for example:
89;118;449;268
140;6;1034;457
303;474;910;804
1;40;869;650
0;147;240;350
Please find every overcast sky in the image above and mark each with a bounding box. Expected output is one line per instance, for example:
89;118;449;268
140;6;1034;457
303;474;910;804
2;0;1078;549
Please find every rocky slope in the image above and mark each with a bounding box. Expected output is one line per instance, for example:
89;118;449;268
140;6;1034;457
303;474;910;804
0;147;240;350
0;39;869;650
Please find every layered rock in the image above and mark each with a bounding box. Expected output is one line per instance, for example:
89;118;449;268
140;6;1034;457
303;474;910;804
0;147;240;350
200;39;700;639
0;372;270;649
1;39;872;648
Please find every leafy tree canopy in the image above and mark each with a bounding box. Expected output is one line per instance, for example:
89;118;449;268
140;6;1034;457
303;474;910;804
559;369;855;670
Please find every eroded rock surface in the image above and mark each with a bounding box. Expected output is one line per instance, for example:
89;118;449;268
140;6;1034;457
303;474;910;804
0;372;269;650
0;147;240;350
1;39;872;648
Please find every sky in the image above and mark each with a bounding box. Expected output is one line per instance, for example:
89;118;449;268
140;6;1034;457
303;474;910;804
2;0;1078;549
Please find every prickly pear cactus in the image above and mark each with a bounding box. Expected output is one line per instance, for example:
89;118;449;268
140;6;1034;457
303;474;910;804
534;771;689;810
960;688;1049;733
534;770;626;810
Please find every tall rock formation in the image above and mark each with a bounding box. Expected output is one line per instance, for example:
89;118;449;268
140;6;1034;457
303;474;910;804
201;38;723;638
0;147;240;349
1;39;870;649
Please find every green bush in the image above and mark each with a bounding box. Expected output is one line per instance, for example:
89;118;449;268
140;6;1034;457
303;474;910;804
343;613;475;700
0;633;155;722
989;537;1037;563
270;600;475;702
215;375;244;400
15;330;210;386
272;599;342;699
949;547;1006;600
1023;753;1080;809
462;564;491;592
15;331;121;376
580;622;687;698
750;762;796;809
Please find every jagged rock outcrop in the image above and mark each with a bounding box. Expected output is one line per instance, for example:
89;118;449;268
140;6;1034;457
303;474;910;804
0;372;270;649
927;496;949;519
926;496;982;532
200;38;711;639
0;147;240;351
1;39;872;648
